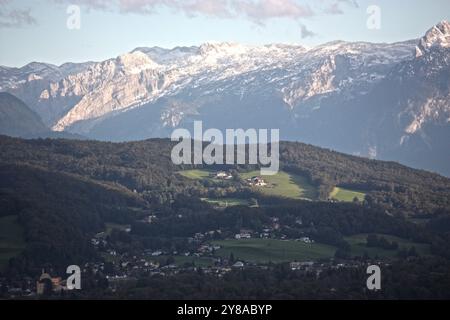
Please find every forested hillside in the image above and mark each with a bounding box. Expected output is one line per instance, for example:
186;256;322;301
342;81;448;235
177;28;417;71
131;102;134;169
0;163;148;276
1;136;449;215
1;135;450;298
279;142;450;215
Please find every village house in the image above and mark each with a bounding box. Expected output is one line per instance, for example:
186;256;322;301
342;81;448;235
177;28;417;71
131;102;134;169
194;233;205;240
298;237;314;244
247;176;268;186
290;261;314;271
260;232;270;239
141;215;157;224
198;244;215;254
215;171;233;180
235;229;253;239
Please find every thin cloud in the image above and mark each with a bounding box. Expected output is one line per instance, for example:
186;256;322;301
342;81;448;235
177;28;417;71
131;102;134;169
46;0;357;25
338;0;359;8
53;0;111;10
118;0;315;21
236;0;314;24
300;23;316;39
324;3;344;15
323;0;359;15
178;0;233;18
0;1;37;28
53;0;234;16
52;0;315;22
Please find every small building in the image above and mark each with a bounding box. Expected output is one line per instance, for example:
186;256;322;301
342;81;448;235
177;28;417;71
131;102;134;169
216;172;233;180
247;176;267;186
232;261;245;268
235;229;252;239
235;233;251;239
290;261;314;271
141;215;157;224
298;237;314;244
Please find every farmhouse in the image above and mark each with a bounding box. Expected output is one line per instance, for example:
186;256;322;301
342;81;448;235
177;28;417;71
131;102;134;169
298;237;314;244
290;261;314;271
141;215;157;224
235;229;253;239
247;176;267;186
215;171;233;180
235;233;250;239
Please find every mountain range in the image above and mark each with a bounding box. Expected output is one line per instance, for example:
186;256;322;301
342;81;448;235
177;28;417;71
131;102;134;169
1;21;449;176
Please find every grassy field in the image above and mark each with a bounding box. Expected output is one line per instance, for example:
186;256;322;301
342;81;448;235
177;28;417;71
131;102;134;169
212;238;336;263
178;168;318;200
240;170;318;200
178;169;214;180
345;234;431;258
201;198;251;207
0;215;26;270
105;223;131;235
330;187;366;202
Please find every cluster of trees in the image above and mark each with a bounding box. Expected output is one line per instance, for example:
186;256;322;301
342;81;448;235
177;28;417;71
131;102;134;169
1;136;449;215
0;162;147;277
279;141;450;215
0;136;188;205
366;234;399;250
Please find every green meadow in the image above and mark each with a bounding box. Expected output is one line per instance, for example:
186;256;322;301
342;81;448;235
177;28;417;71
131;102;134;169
240;170;318;200
201;198;251;207
212;238;336;263
345;234;431;258
105;223;131;235
330;187;366;202
178;169;214;180
178;168;318;201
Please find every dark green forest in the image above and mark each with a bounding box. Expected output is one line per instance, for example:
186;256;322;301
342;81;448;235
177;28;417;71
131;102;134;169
0;135;449;299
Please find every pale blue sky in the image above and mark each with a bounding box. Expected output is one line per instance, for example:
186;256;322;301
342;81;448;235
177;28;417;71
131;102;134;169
1;0;449;67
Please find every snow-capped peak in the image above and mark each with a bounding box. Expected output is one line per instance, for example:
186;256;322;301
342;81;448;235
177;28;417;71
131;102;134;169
117;51;160;74
416;20;450;57
198;42;249;57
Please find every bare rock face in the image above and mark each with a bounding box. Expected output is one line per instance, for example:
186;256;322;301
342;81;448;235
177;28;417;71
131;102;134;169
51;52;168;133
415;20;450;57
